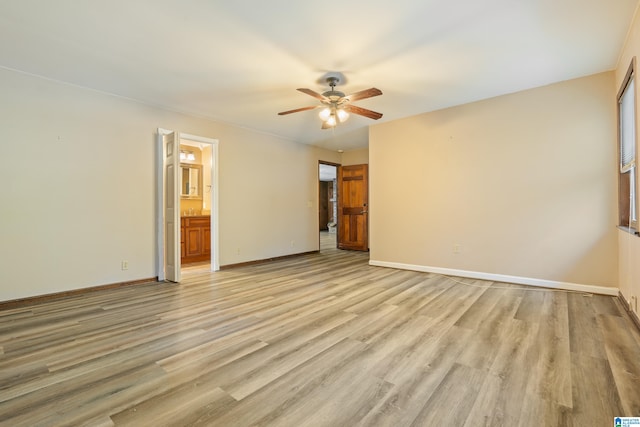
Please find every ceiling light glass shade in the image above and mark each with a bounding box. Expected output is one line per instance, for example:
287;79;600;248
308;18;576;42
319;107;331;121
187;153;195;161
180;152;187;160
337;109;349;122
326;115;337;127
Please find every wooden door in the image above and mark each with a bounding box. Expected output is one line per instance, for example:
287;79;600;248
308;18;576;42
164;132;181;282
337;164;368;251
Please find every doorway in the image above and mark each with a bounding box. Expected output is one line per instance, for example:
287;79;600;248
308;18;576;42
157;128;219;282
319;161;339;251
179;139;214;277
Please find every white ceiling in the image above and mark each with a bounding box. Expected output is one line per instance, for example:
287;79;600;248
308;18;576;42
1;1;638;151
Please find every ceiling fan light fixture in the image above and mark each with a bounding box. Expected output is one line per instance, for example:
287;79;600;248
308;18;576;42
319;107;331;121
337;109;349;123
326;115;337;127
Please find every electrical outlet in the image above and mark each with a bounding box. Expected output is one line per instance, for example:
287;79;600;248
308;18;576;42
453;244;461;254
121;261;128;271
290;240;295;247
236;248;240;255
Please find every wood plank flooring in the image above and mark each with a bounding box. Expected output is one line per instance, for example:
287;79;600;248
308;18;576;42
1;232;639;426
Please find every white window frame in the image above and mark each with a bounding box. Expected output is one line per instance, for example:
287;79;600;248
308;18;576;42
618;58;638;230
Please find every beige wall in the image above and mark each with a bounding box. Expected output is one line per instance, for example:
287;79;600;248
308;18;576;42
180;198;202;215
370;72;618;290
341;148;369;165
0;68;340;302
616;6;640;314
619;229;640;312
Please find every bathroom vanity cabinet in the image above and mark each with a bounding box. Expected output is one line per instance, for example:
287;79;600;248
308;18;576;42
180;215;211;264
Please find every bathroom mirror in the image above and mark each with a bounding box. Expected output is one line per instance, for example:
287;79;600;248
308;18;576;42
180;163;202;199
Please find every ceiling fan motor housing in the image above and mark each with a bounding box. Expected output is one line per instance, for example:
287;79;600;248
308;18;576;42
322;77;345;102
322;91;346;102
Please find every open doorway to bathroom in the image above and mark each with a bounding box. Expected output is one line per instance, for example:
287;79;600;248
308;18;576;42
319;161;339;252
179;138;214;277
157;128;219;283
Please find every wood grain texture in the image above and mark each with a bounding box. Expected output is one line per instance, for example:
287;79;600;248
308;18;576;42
0;232;639;426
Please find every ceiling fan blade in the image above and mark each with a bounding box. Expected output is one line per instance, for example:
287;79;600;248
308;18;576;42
297;88;328;102
344;104;383;120
278;106;319;115
344;87;382;102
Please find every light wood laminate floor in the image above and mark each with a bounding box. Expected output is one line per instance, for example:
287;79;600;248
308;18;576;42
1;233;639;426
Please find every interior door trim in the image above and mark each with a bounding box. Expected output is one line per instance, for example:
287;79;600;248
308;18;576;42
157;128;220;279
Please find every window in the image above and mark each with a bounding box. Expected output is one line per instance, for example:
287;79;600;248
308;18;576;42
618;58;637;229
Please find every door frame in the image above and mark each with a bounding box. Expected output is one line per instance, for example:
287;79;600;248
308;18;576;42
318;160;340;250
157;128;220;281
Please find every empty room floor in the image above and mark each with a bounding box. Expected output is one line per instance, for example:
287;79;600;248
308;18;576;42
1;246;639;426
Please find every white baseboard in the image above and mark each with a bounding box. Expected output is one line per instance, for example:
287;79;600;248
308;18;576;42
368;260;619;296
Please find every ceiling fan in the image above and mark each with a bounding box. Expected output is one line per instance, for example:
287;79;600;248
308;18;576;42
278;76;383;129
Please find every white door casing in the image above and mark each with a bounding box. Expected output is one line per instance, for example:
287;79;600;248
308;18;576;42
157;128;219;280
